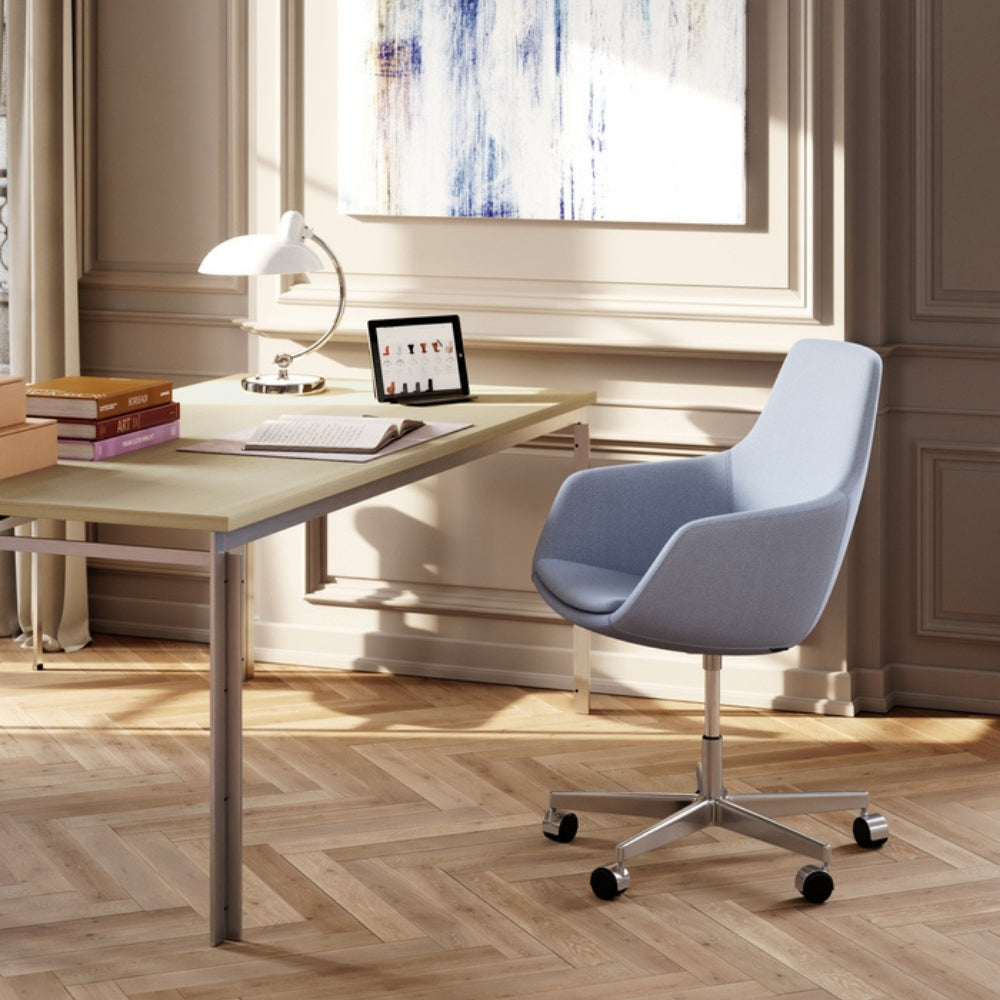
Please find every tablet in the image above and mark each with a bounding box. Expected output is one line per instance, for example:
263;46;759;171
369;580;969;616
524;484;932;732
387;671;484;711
367;314;472;405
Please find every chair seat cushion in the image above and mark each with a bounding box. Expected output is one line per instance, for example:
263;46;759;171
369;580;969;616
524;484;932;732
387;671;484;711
534;558;640;614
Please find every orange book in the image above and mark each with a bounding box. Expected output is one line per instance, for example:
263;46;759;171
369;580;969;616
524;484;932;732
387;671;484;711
26;375;172;420
0;375;27;429
0;418;58;479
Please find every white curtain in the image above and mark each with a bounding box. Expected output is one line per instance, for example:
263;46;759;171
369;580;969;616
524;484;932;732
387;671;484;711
0;0;90;652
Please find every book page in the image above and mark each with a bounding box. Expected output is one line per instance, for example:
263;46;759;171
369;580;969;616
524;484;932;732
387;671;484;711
244;415;419;453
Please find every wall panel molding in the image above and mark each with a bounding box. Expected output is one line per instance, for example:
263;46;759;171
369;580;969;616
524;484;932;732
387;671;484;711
912;0;1000;322
79;0;247;295
79;309;246;382
306;575;555;623
916;441;1000;641
302;424;745;619
252;0;840;350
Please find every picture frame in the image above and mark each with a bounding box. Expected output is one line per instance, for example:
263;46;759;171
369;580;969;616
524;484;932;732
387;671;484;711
339;3;746;224
367;315;472;405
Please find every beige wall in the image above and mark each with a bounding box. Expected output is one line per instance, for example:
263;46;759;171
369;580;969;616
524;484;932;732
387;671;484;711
79;0;1000;715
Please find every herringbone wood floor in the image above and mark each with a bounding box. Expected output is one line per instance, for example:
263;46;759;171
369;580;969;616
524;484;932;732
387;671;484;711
1;635;998;999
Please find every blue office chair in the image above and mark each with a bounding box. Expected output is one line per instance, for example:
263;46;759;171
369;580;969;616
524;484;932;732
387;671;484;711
533;339;888;903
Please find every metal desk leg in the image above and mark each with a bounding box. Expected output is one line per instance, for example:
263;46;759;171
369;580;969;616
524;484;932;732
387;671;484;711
572;422;592;715
209;547;245;945
243;542;255;680
30;550;42;670
573;625;591;715
573;421;590;475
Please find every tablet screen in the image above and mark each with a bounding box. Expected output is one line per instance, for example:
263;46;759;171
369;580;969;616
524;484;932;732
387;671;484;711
367;315;471;404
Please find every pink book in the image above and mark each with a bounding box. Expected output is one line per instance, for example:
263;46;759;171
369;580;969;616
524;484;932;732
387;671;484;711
57;419;181;461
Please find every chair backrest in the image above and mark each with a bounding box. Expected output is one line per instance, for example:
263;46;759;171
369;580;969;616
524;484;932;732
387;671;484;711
730;339;882;521
532;339;883;655
606;340;883;654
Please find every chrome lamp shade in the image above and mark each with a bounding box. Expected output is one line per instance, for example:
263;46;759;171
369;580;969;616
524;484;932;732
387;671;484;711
198;211;347;394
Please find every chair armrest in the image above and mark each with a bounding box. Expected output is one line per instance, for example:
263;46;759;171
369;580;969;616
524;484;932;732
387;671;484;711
611;493;852;654
533;453;733;577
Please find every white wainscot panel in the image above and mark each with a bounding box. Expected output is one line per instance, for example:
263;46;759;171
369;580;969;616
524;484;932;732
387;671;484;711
308;448;579;618
248;436;856;714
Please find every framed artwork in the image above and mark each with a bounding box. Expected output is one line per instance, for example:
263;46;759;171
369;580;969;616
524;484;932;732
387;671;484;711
339;1;746;224
367;315;471;404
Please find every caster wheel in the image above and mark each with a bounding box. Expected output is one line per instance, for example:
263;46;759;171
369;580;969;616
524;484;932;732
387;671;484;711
590;865;629;900
795;865;834;904
853;813;889;849
542;810;579;843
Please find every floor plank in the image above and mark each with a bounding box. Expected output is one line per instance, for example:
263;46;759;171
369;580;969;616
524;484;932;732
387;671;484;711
1;635;998;998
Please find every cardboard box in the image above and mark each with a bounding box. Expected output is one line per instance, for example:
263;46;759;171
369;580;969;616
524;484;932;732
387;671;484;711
0;375;27;429
0;418;58;479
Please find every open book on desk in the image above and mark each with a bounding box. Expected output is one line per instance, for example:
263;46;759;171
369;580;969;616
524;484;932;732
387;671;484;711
179;415;471;463
243;414;424;455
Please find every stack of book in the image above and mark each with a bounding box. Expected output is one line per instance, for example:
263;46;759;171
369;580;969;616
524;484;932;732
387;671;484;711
25;376;180;461
0;375;58;479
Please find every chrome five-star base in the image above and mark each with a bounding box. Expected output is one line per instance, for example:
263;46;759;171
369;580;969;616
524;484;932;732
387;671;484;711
542;655;889;903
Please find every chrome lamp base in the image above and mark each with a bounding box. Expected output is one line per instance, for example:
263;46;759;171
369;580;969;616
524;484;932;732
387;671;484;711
241;371;326;395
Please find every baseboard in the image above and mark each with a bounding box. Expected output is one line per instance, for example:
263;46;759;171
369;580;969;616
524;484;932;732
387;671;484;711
251;619;860;715
94;620;211;644
89;593;997;717
853;662;1000;716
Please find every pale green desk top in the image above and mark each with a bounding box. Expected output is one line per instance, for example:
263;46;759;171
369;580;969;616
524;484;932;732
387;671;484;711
0;377;594;537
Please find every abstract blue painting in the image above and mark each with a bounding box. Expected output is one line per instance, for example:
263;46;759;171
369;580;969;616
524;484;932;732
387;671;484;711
339;1;746;224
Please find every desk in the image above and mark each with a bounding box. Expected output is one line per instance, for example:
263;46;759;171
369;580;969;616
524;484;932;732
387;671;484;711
0;377;594;944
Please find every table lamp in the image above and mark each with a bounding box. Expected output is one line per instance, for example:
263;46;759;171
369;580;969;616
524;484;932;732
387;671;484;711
198;211;346;394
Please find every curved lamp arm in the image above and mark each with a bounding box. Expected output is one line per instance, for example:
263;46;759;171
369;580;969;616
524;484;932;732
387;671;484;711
270;228;347;376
